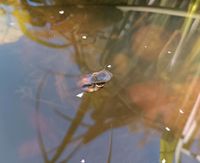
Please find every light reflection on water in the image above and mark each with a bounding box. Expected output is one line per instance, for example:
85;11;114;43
1;1;200;163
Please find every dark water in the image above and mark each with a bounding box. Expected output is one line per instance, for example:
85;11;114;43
1;1;200;163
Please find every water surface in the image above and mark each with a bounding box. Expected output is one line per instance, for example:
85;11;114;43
1;1;200;163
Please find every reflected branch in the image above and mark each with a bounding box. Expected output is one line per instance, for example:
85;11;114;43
54;109;92;128
16;14;72;48
47;134;84;155
30;96;92;128
59;141;83;163
50;94;91;162
35;72;50;163
107;126;113;163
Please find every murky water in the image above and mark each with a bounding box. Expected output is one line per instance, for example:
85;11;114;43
1;1;200;163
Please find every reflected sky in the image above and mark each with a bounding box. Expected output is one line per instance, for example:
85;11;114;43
1;1;200;163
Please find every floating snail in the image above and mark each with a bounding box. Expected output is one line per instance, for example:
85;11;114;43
78;69;113;92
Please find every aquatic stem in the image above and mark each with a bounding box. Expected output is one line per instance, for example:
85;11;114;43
117;6;200;19
170;1;200;68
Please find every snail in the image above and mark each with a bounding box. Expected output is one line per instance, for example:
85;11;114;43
78;69;113;92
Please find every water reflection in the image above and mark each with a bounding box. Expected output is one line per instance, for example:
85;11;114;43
1;0;200;163
13;4;122;50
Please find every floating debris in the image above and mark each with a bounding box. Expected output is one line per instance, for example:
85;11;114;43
59;10;64;14
165;127;171;132
76;92;84;98
167;50;172;54
10;22;15;26
79;69;113;92
179;109;184;114
81;35;87;40
80;159;85;163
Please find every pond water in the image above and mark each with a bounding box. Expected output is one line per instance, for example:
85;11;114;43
1;1;200;163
